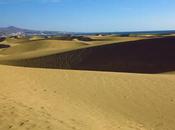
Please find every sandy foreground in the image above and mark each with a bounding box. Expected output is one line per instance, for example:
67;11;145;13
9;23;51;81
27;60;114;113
0;64;175;130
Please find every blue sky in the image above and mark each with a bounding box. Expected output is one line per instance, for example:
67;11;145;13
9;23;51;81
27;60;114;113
0;0;175;32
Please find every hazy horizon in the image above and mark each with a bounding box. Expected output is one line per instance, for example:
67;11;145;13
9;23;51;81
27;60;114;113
1;0;175;32
2;25;175;33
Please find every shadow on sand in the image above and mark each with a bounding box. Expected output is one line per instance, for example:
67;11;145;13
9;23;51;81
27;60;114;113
1;37;175;74
0;44;10;49
76;36;175;73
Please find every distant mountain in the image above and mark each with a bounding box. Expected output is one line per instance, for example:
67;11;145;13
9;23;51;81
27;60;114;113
0;26;27;33
0;26;69;37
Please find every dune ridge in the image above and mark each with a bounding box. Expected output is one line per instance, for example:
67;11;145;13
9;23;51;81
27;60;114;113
1;37;175;73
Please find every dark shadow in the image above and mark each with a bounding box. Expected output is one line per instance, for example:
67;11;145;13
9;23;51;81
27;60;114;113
75;36;175;73
0;44;10;49
1;37;175;74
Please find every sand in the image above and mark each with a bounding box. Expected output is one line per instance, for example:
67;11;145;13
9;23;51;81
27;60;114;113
0;36;175;130
1;37;175;73
0;65;175;130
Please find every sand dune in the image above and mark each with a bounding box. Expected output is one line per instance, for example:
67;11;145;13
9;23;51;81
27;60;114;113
0;40;86;55
0;65;175;130
0;36;141;67
1;37;175;73
5;37;30;43
1;36;175;130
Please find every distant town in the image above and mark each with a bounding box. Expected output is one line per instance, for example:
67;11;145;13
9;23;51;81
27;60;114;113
0;26;70;38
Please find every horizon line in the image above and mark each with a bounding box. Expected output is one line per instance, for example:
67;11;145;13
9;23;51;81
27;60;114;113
1;25;175;34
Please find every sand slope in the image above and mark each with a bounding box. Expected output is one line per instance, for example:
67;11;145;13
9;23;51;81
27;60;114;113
0;65;175;130
0;40;86;55
1;37;175;73
1;36;175;130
